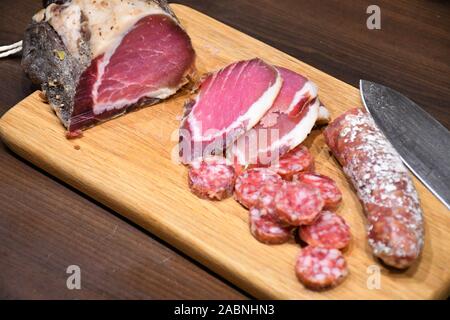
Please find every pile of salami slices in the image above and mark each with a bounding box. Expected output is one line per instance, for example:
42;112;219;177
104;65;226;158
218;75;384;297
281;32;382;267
187;144;352;291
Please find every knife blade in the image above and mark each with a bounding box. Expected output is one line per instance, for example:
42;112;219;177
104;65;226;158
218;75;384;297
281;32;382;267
360;80;450;210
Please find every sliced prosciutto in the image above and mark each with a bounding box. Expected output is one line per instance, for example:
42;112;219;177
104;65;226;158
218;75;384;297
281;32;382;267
232;67;320;166
22;0;196;133
179;58;282;163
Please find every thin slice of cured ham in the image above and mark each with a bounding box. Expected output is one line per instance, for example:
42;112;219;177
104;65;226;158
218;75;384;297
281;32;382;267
232;67;319;166
179;58;282;163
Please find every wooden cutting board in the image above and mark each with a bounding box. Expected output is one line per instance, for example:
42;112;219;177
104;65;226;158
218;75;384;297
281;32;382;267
1;4;449;300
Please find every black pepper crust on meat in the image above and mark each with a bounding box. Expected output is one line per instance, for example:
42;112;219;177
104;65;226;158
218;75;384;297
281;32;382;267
43;0;70;7
21;21;88;126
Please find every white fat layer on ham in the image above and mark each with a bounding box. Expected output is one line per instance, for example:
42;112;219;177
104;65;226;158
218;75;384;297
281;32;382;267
317;105;331;124
233;98;320;165
287;81;317;114
92;87;178;115
269;98;320;151
245;71;283;130
34;0;172;58
188;68;283;142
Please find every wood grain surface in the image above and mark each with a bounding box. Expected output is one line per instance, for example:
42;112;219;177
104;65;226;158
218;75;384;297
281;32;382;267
1;5;449;300
0;0;448;299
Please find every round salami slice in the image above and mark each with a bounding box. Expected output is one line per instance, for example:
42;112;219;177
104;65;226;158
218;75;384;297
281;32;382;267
275;182;324;226
249;207;293;245
299;211;351;249
234;168;283;208
295;246;348;290
294;173;342;210
256;181;285;215
270;145;314;181
188;157;236;200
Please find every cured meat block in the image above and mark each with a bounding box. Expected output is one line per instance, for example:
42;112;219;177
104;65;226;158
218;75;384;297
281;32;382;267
179;58;282;163
22;0;196;133
299;211;351;249
295;246;348;290
188;157;236;200
323;108;424;269
294;173;342;209
233;67;320;166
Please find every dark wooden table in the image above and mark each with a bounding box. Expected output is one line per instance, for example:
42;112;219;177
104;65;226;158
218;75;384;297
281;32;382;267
0;0;448;299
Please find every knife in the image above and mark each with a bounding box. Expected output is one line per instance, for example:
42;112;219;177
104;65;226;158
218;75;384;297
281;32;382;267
360;80;450;210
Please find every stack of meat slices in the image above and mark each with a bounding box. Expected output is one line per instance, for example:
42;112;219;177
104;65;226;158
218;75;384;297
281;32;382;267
233;148;352;291
187;145;351;291
178;58;329;164
181;59;351;291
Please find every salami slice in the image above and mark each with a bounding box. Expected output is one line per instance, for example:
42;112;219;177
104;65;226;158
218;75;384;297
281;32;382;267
188;157;236;200
299;211;351;249
275;182;324;226
295;246;348;290
234;168;283;208
256;182;285;215
249;207;293;245
294;173;342;210
270;145;314;181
